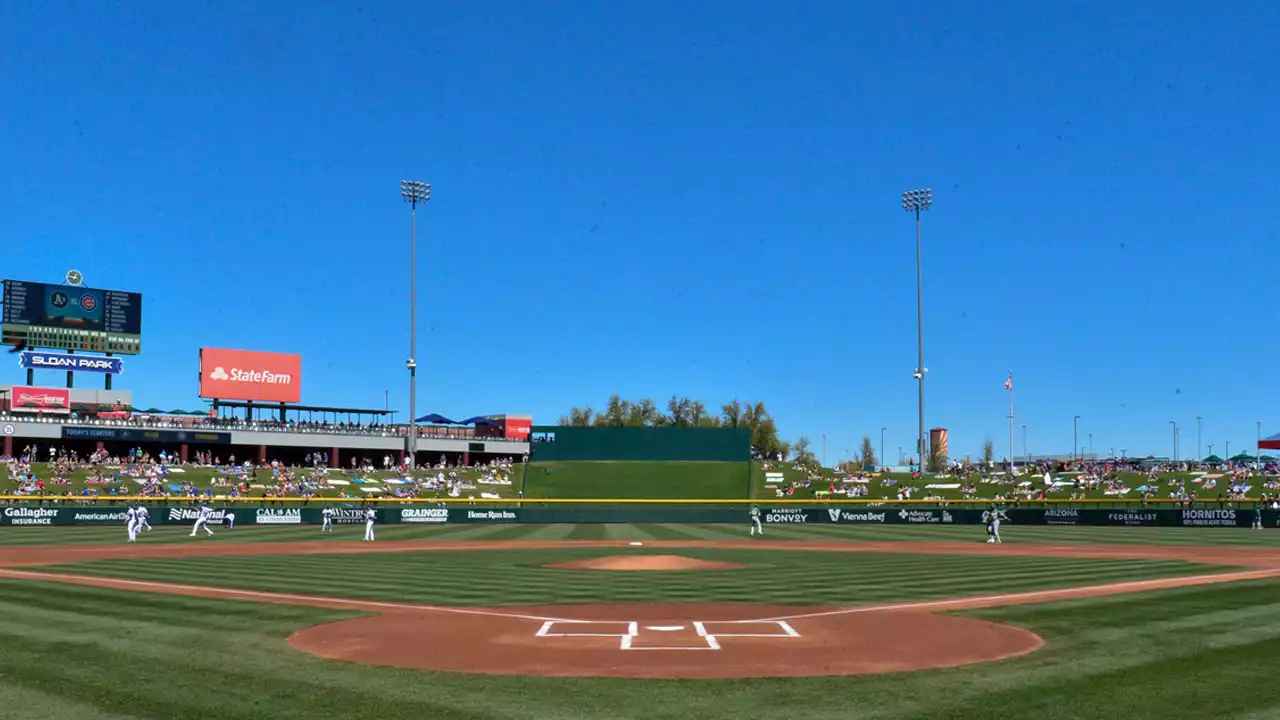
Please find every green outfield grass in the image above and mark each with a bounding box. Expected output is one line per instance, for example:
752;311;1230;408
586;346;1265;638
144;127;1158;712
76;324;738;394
1;522;1279;547
0;539;1278;719
33;546;1226;607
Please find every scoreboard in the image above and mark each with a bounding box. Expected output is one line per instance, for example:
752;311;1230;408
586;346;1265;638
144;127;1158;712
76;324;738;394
1;279;143;355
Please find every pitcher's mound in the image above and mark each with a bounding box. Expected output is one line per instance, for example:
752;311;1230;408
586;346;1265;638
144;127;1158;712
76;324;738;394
546;554;745;571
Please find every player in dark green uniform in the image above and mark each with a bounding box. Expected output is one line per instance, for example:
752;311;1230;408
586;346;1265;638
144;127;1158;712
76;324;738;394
749;505;763;536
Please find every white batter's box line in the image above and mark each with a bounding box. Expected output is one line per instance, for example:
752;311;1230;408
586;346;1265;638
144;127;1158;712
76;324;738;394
696;620;800;638
533;619;800;650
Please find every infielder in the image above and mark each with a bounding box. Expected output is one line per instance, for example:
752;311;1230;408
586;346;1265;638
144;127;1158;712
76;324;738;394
749;505;763;536
125;505;139;543
137;505;152;532
982;505;1009;544
321;507;334;532
363;508;376;541
190;504;215;537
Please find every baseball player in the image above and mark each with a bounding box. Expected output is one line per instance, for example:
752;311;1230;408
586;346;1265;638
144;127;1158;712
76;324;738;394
363;508;376;541
190;504;215;537
1254;500;1264;530
137;505;152;532
223;510;236;530
749;505;763;536
125;505;138;543
982;505;1009;544
321;507;334;532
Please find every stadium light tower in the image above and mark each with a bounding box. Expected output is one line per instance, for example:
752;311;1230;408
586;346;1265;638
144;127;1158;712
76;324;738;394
902;188;932;468
401;180;431;469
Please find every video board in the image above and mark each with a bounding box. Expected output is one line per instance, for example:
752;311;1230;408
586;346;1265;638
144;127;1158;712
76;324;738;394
1;279;142;355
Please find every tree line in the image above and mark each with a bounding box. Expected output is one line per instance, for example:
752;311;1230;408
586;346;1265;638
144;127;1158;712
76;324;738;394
559;395;890;470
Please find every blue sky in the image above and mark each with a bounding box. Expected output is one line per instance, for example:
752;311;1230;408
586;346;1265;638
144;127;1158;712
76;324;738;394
2;1;1276;462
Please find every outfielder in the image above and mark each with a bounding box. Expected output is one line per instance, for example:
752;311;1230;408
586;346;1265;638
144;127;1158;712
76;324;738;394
223;510;236;530
749;505;763;536
190;504;215;537
137;505;152;532
363;508;376;541
125;505;138;543
982;505;1009;544
321;507;334;532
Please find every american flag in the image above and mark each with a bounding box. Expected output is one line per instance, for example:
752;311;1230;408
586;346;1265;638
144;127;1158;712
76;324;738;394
1004;372;1013;391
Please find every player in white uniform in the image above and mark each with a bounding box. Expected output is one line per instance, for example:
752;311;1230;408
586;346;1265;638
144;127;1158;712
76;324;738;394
125;505;139;543
190;504;215;537
136;505;152;532
321;507;334;532
363;508;376;541
223;510;235;529
982;506;1009;544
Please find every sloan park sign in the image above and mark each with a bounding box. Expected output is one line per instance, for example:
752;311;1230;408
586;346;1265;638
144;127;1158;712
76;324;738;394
19;351;124;374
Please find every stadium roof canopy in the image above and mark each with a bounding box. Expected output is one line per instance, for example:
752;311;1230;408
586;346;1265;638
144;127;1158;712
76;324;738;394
209;400;394;422
1260;432;1280;451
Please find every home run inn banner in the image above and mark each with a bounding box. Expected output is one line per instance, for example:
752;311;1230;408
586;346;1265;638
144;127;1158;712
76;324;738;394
0;506;1275;527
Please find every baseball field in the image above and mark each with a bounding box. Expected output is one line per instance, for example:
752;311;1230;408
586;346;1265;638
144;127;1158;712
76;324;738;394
1;521;1279;719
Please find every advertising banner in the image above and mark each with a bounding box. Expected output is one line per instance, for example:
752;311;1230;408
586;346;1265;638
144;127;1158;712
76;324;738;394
199;348;302;403
19;351;124;374
255;508;303;525
61;426;232;445
400;507;449;524
6;386;70;415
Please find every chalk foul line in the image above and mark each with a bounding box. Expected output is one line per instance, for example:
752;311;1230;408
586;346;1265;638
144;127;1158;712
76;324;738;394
0;569;569;623
749;568;1280;622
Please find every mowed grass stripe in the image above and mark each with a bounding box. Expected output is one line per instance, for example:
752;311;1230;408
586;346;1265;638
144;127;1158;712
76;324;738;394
4;521;1280;548
32;549;1226;608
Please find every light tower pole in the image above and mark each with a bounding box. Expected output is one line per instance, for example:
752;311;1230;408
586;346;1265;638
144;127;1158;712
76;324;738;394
880;427;886;471
401;180;431;469
1196;416;1202;461
1073;416;1080;462
1169;420;1177;462
902;188;932;469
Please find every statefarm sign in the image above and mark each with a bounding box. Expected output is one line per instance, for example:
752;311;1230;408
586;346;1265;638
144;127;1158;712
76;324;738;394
198;348;302;403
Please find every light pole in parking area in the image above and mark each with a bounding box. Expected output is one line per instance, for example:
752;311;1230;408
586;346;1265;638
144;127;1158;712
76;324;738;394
401;180;431;468
902;188;932;469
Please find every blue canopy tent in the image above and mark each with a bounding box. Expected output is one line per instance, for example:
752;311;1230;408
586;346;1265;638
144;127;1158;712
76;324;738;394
413;413;498;426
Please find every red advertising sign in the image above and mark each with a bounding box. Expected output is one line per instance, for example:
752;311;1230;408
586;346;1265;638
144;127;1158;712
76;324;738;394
506;417;532;440
199;348;302;403
8;386;70;415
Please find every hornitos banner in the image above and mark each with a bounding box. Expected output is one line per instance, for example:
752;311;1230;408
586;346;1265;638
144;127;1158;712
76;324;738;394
1180;509;1238;527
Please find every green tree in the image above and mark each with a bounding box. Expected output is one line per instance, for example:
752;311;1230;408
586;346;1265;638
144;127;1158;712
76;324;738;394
720;399;744;428
557;407;594;426
927;443;948;473
793;436;816;465
859;436;877;469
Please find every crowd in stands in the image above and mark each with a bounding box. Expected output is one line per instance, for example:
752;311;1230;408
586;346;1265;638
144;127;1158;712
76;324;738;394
2;443;522;503
0;412;522;441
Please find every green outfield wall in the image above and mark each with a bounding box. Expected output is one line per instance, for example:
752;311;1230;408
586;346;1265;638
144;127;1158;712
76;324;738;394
527;426;751;462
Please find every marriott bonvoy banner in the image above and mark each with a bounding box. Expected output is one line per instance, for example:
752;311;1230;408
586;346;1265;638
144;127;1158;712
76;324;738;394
198;348;302;403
